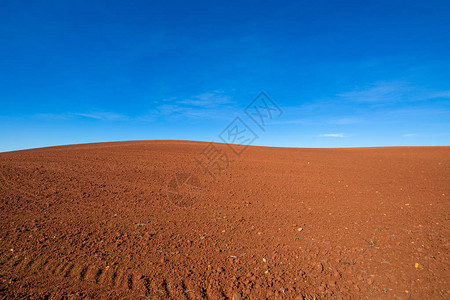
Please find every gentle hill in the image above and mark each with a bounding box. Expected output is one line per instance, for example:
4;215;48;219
0;141;449;298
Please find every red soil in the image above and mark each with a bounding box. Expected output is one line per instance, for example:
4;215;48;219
0;141;448;299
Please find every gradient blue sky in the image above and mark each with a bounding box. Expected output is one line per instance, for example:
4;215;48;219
1;0;449;152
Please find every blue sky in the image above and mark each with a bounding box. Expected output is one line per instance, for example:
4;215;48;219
1;0;449;152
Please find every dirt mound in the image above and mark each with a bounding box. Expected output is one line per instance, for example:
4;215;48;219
0;141;449;299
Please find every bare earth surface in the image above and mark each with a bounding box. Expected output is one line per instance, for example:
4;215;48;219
0;141;449;299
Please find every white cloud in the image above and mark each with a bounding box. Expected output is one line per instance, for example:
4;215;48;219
427;91;450;99
338;81;450;103
403;133;418;137
177;91;232;107
74;112;128;121
329;117;361;125
338;81;410;103
152;91;236;119
35;113;72;120
318;133;346;138
36;111;129;121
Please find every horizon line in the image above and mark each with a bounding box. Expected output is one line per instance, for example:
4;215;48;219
1;139;449;154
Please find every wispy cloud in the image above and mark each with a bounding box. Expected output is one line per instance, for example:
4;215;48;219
328;117;361;125
318;133;346;138
36;111;129;121
177;91;232;107
338;81;412;103
338;81;450;103
35;113;73;120
403;133;418;137
74;112;128;121
35;92;235;123
152;91;236;119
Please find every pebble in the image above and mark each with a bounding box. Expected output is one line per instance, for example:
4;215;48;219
232;292;242;300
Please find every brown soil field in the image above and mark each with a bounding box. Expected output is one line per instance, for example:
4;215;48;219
0;140;449;299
